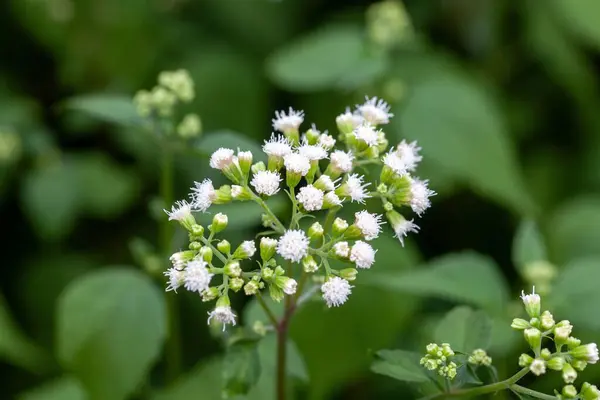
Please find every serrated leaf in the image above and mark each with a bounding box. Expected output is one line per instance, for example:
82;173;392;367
222;339;261;398
512;220;547;271
57;268;167;400
371;350;428;383
63;94;142;127
434;306;492;353
363;252;509;313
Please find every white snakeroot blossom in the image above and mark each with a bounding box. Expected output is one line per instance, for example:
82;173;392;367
284;153;311;176
316;175;337;191
529;359;546;376
164;268;185;292
353;123;380;147
395;140;422;172
521;287;541;316
296;185;324;211
272;108;304;132
393;218;420;246
354;210;384;241
330;150;354;173
251;170;281;196
164;200;192;221
574;344;599;364
410;178;435;216
208;306;236;331
318;133;336;150
277;229;309;262
184;260;214;293
170;252;188;269
324;192;342;207
321;276;353;307
382;151;408;177
336;107;363;130
209;148;235;170
263;134;293;158
298;143;328;161
190;179;216;212
357;96;393;125
333;241;350;258
240;241;256;258
282;279;298;295
345;174;371;203
350;240;376;269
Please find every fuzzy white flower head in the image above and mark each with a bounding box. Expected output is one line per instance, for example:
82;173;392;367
318;133;336;150
324;192;342;208
284;153;311;176
164;200;192;221
395;140;422;171
282;278;298;295
296;185;324;211
382;151;408;177
333;241;350;258
345;174;371;203
169;252;188;269
190;179;215;212
357;96;393;125
263;134;293;158
164;268;185;292
184;260;214;293
251;170;281;196
330;150;354;173
410;178;435;216
209;148;235;170
529;359;546;376
298;143;328;161
276;229;309;262
321;276;353;307
393;218;420;246
207;306;236;331
316;175;337;191
336;107;363;130
350;240;376;269
521;287;541;317
240;240;256;258
353;123;380;147
354;211;384;241
272;108;304;133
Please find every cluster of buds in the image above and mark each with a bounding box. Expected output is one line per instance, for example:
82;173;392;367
163;96;435;329
420;343;458;380
512;288;598;396
468;349;492;367
557;382;600;400
133;69;201;139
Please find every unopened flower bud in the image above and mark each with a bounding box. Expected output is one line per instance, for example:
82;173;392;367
211;213;228;233
521;288;541;318
581;382;600;400
519;353;534;367
307;222;324;241
541;348;552;360
214;185;232;204
191;224;205;237
340;268;358;281
177;113;202;139
332;218;348;236
251;161;266;174
304;127;320;144
554;320;573;346
441;343;454;357
262;267;274;281
425;343;439;356
562;385;578;398
562;363;578;383
274;265;285;276
202;287;219;302
511;318;530;330
269;283;284;302
260;237;277;261
238;151;253;176
567;337;581;349
572;360;587;371
302;255;319;273
189;241;202;251
170;250;194;268
276;276;297;295
540;310;555;330
224;261;241;277
570;343;599;364
217;240;231;254
231;185;253;201
230;277;244;292
529;358;546;376
547;357;566;371
233;240;256;259
530;317;540;328
524;328;542;350
244;280;259;295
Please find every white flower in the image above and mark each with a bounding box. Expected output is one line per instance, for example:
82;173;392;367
272;108;304;133
164;200;192;221
333;241;350;258
251;170;281;196
318;133;336;150
263;134;293;158
392;218;420;246
282;278;298;295
330;150;354;173
284;153;311;176
184;260;214;293
382;151;408;177
276;229;309;262
336;108;363;131
296;185;324;211
240;240;256;258
573;344;599;364
164;268;185;292
209;148;235;170
521;287;541;317
323;192;342;208
350;240;376;269
395;140;422;171
354;210;384;241
344;174;371;203
207;306;237;330
298;143;328;161
321;276;353;307
357;96;393;125
410;178;435;216
314;175;337;191
529;359;546;376
190;179;216;212
353;123;380;147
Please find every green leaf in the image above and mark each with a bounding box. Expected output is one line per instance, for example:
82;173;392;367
512;220;547;271
397;72;535;216
222;339;261;398
63;94;142;127
266;24;367;91
434;306;492;353
151;358;223;400
363;252;509;313
552;0;600;50
371;350;428;383
57;268;167;400
18;377;87;400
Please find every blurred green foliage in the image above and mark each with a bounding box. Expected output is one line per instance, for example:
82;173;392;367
2;0;600;399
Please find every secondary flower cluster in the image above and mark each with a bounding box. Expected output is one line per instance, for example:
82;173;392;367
512;288;599;399
163;96;435;330
420;343;458;380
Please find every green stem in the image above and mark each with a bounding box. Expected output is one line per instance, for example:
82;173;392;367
251;193;286;233
256;293;278;327
323;207;339;234
199;236;228;264
510;384;557;400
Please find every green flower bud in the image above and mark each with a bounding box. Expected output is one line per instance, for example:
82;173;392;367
158;69;194;102
332;218;349;236
524;328;542;350
217;240;231;254
224;261;241;277
253;320;267;336
191;224;205;237
521;289;541;318
189;241;202;251
214;185;232;204
562;363;577;384
441;343;454;357
529;317;540;328
302;255;319;273
541;348;552;360
260;237;277;261
262;267;274;281
199;246;213;263
307;222;324;241
150;86;177;116
216;295;231;308
340;268;358;281
275;276;297;295
233;240;256;259
567;337;581;349
305;127;320;144
237;151;253;177
572;360;587;371
570;343;599;364
231;185;253;201
540;310;555;330
274;265;285;276
269;283;284;302
211;213;228;233
177;113;202;139
547;357;566;371
202;287;219;302
518;353;534;367
244;280;259;296
363;145;379;159
554;320;573;346
562;385;578;399
511;318;530;330
251;161;267;174
581;382;600;400
425;343;440;356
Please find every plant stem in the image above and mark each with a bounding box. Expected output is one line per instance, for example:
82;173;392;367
256;293;278;327
510;384;557;400
160;144;180;383
276;316;289;400
251;192;286;233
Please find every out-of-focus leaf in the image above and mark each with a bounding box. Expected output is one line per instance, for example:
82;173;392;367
547;196;600;264
371;350;428;383
151;358;222;400
18;377;87;400
57;268;167;400
512;220;547;271
266;25;367;91
397;72;535;216
363;252;509;313
434;306;492;353
63;94;142;127
552;0;600;49
222;339;261;398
